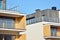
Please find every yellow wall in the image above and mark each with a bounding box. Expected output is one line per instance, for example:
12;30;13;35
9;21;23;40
57;27;60;36
43;24;51;37
15;34;26;40
15;16;26;29
0;14;26;40
15;16;26;40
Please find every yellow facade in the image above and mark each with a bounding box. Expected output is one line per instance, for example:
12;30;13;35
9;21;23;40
43;24;60;38
0;11;26;40
56;27;60;36
43;24;51;37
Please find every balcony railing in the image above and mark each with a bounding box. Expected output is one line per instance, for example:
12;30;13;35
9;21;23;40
26;17;59;25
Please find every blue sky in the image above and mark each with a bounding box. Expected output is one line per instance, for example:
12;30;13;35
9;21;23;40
6;0;60;15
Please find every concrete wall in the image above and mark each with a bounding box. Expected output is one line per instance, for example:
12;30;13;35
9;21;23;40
26;9;59;24
42;10;59;22
26;22;45;40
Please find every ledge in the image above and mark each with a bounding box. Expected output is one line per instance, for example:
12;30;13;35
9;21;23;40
44;36;60;38
0;28;26;32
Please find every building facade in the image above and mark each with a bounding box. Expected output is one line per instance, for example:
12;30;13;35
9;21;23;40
26;7;60;25
26;7;60;40
0;0;6;10
0;0;26;40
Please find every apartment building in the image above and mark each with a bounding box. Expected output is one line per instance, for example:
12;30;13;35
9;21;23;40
26;7;59;25
0;0;26;40
26;7;60;40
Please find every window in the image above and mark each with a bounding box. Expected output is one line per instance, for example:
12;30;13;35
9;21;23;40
0;17;3;28
0;0;2;9
26;17;35;25
51;27;57;36
4;35;12;40
4;17;15;29
0;34;15;40
0;34;3;40
43;16;46;21
0;17;15;29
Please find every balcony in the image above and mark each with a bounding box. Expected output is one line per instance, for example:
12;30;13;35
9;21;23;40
26;17;59;25
0;14;26;35
44;24;60;39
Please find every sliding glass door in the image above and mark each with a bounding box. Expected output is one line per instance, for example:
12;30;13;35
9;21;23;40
0;16;15;29
0;34;15;40
4;17;15;29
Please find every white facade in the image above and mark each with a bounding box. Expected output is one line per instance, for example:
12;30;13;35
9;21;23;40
26;22;45;40
59;11;60;23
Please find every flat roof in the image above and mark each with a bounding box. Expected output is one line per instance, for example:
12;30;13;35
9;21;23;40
0;10;26;17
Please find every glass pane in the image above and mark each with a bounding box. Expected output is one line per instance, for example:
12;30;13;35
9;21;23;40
0;34;3;40
0;17;3;28
4;17;15;29
51;27;57;36
4;35;12;40
0;0;2;9
4;35;15;40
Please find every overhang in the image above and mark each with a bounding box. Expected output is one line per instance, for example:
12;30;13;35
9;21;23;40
42;22;60;26
0;10;26;17
44;36;60;39
0;28;26;35
0;28;26;32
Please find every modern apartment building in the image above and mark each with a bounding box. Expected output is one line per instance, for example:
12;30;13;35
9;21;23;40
26;7;59;25
26;7;60;40
0;0;26;40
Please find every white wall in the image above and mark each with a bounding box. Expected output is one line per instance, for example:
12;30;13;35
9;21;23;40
59;11;60;23
26;22;45;40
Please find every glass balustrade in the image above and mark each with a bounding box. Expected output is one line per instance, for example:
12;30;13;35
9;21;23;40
26;17;59;25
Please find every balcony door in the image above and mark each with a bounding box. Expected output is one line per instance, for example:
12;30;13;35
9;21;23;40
4;17;15;29
0;34;15;40
4;35;12;40
0;17;15;29
51;27;57;36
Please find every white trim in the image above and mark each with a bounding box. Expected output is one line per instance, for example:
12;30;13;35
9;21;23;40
0;28;26;32
19;31;26;34
44;36;60;38
0;10;26;16
41;22;60;26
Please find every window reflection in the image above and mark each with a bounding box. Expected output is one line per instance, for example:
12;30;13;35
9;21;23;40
0;17;3;28
0;0;2;9
51;27;57;36
0;17;15;29
26;18;36;25
4;17;15;29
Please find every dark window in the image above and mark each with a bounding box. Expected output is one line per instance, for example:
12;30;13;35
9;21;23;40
26;17;36;25
0;34;3;40
0;17;3;28
51;27;57;36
